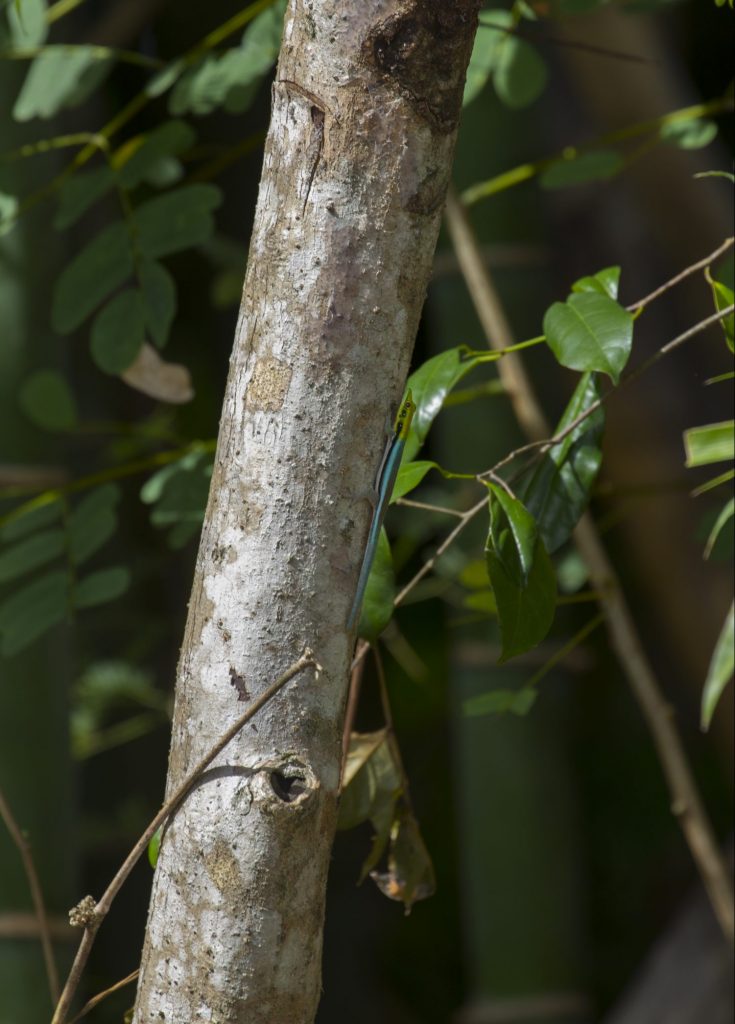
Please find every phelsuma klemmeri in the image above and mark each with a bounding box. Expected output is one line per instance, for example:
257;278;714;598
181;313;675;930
346;391;416;632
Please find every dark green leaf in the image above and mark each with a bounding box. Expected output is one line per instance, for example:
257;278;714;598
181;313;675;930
134;184;222;259
139;260;177;349
0;570;68;656
0;500;62;542
684;421;734;467
13;48;112;121
338;730;399;830
357;529;395;641
701;602;734;730
571;266;621;300
543;292;633;383
403;347;482;462
660;119;718;150
54;167;115;230
486;483;537;585
704;498;734;559
52;222;133;334
522;373;604;552
90;289;146;374
115;120;196;189
705;270;734;352
463;687;537;716
73;566;130;609
19;369;78;431
485;533;556;662
493;34;547;109
0;528;65;582
68;484;121;565
540;149;624;190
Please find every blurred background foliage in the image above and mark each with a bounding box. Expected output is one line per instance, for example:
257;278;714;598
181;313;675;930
0;0;732;1022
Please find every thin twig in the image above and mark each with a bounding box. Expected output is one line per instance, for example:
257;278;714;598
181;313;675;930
444;193;735;942
67;970;139;1023
50;648;320;1024
395;497;465;518
0;786;60;1005
341;658;367;780
628;237;734;312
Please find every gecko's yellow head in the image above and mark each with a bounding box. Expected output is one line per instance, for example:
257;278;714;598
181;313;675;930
393;389;416;441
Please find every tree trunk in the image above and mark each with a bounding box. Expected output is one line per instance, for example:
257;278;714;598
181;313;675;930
132;3;480;1020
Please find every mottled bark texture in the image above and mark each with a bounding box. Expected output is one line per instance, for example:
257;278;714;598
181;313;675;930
132;3;480;1021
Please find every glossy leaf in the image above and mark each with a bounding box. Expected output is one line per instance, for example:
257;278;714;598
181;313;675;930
543;291;633;383
68;484;121;566
701;602;734;730
90;289;146;374
684;421;734;467
704;269;734;352
540;149;624;190
19;369;78;431
115;120;196;189
403;347;482;462
134;184;222;259
485;531;556;662
52;222;133;334
571;266;621;300
54;167;115;230
660;119;718;150
463;687;537;716
522;373;604;552
0;528;65;583
357;529;395;641
0;570;68;656
392;460;438;503
73;566;131;609
139;260;177;349
704;498;734;559
13;48;112;121
486;483;537;585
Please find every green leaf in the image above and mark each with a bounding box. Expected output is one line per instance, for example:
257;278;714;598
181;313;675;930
692;468;735;497
13;48;112;121
73;566;130;609
7;0;47;47
134;184;222;259
704;269;734;352
90;289;146;374
493;33;547;109
571;266;621;300
169;2;284;116
392;460;438;503
52;222;133;334
0;192;19;236
68;484;121;566
148;827;162;869
357;529;395;641
701;603;734;730
54;167;115;230
463;14;512;107
139;260;177;349
522;372;604;552
0;528;65;583
145;452;211;526
695;170;735;183
485;532;556;662
540;149;624;190
0;570;68;656
115;120;196;189
338;730;399;830
403;347;482;462
684;421;734;467
486;483;537;585
0;499;62;542
19;369;78;431
704;498;734;559
660;119;718;150
463;687;537;716
543;291;633;384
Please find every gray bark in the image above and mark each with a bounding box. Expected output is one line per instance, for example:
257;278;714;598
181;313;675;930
132;2;480;1021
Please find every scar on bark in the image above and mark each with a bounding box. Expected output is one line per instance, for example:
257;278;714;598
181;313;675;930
278;79;333;215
